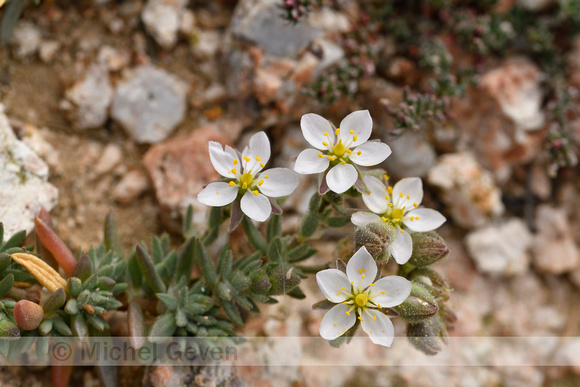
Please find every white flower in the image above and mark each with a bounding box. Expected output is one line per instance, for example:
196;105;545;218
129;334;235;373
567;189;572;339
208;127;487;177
351;175;446;264
316;247;411;347
197;132;299;222
294;110;392;194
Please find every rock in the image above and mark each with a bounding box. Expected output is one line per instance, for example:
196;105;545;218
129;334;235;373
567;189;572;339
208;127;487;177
97;46;131;72
450;58;545;182
229;0;320;58
192;30;222;60
465;218;532;276
517;0;555;10
384;130;437;179
428;152;504;229
60;65;114;130
113;169;150;205
480;57;544;132
532;205;579;274
93;143;123;176
143;124;231;232
308;8;351;34
9;21;42;57
141;0;189;49
111;66;188;144
38;40;61;63
0;104;58;239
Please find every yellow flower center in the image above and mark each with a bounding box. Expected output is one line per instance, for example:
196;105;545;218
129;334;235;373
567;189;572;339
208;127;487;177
391;208;404;220
332;140;347;157
240;173;253;186
355;293;368;307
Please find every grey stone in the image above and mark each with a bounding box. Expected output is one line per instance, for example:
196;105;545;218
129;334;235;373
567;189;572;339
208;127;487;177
0;104;58;239
60;65;113;130
111;66;188;144
385;130;436;179
230;0;320;57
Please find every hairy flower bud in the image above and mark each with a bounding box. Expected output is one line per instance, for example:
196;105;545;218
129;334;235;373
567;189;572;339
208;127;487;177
0;318;20;339
394;282;438;323
408;231;449;267
14;300;44;331
407;316;444;356
354;222;396;261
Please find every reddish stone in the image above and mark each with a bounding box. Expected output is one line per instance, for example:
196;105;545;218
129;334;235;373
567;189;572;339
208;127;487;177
143;125;231;232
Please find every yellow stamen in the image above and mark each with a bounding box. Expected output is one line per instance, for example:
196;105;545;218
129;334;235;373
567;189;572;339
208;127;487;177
399;192;403;198
328;156;336;161
231;168;237;174
265;175;269;178
381;216;387;222
341;161;346;165
324;132;329;136
346;311;350;316
349;130;354;134
407;194;410;199
258;180;264;186
242;183;247;189
353;135;357;142
334;323;337;326
335;128;340;135
358;317;364;321
373;316;376;321
233;159;238;165
216;191;219;194
252;190;259;196
340;287;345;291
416;216;420;220
318;154;324;158
413;202;418;208
361;274;365;279
346;149;352;154
256;156;261;161
244;156;251;162
260;163;265;168
229;181;235;187
357;151;362;155
322;142;328;146
388;203;393;207
387;187;393;194
400;230;404;233
380;291;385;295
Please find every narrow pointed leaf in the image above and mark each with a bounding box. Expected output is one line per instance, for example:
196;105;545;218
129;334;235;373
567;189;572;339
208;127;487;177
135;245;166;294
42;288;66;314
35;217;76;276
195;239;217;286
221;300;243;327
267;215;282;241
0;274;14;298
104;212;122;256
149;313;176;343
176;238;195;281
71;254;93;282
2;230;26;251
127;302;146;350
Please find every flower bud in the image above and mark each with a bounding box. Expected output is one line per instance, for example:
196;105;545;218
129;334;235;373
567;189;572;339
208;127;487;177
14;300;44;331
408;231;449;267
250;270;272;295
354;222;396;261
394;282;438;323
407;316;444;356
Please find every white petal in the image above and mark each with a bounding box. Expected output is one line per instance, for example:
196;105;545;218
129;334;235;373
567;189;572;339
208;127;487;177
319;304;356;341
242;132;271;174
257;168;299;197
339;110;372;147
360;309;395;347
326;163;358;194
349;141;392;167
240;191;272;222
346;247;377;290
404;208;446;232
197;182;238;207
351;212;383;227
294;149;330;174
390;229;412;264
392;177;423;210
370;276;412;308
301;113;336;150
361;175;390;214
208;142;237;178
316;269;351;303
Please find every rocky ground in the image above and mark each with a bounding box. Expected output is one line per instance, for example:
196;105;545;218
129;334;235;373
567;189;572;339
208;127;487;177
1;0;580;386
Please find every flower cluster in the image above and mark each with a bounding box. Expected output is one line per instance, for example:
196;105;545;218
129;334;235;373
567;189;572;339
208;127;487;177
197;110;450;350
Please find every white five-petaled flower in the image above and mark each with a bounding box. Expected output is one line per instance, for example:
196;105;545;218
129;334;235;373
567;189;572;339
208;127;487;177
294;110;392;194
351;175;446;264
197;132;299;222
316;247;411;347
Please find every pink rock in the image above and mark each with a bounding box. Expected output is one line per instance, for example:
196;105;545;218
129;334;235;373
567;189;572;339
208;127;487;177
143;125;231;231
